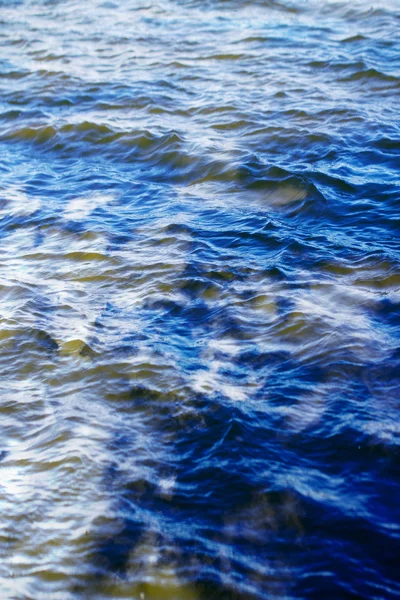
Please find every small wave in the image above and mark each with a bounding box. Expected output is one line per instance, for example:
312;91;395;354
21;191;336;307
339;67;399;84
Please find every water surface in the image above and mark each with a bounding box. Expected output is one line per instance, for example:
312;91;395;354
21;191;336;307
0;0;399;598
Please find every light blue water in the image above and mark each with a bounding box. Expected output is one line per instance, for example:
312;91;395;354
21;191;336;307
0;1;399;598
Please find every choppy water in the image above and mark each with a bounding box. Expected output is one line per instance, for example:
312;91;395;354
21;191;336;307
0;0;399;598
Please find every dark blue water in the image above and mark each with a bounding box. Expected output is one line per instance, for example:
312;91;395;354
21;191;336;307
0;1;399;598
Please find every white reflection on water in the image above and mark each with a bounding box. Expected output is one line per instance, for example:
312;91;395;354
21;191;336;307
0;185;42;218
64;193;115;221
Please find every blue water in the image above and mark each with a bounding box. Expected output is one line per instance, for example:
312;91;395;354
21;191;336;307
0;1;399;598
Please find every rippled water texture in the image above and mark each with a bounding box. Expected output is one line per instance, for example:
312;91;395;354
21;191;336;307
0;0;399;598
